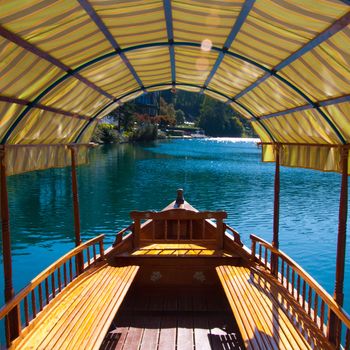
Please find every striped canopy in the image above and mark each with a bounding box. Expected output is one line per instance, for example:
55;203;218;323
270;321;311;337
0;0;350;175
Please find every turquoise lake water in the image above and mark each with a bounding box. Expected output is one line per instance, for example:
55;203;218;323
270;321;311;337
1;139;349;315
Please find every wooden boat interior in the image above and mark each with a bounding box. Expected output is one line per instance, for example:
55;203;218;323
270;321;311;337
1;190;349;349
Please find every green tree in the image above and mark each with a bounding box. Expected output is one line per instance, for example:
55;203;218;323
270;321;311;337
175;109;185;125
198;96;246;137
92;123;120;143
109;102;136;131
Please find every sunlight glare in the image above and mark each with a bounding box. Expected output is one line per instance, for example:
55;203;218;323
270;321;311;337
201;38;212;52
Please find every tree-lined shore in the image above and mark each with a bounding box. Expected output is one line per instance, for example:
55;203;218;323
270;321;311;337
92;90;256;144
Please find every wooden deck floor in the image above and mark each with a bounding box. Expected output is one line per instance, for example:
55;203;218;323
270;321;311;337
100;286;245;350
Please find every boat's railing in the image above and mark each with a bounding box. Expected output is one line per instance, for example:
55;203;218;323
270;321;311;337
0;234;105;346
113;224;134;246
224;224;243;246
250;234;350;350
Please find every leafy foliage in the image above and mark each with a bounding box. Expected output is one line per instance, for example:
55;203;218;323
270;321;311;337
93;89;255;143
175;109;185;125
198;96;244;137
91;123;120;143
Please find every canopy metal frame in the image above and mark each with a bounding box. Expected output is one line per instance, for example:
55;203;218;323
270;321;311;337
1;39;349;145
0;2;349;347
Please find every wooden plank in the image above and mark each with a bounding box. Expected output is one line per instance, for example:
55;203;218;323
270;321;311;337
84;266;139;349
177;314;193;350
13;265;139;350
0;235;105;320
216;266;265;350
12;263;108;348
114;313;130;350
232;266;306;350
37;265;114;349
233;266;289;349
158;312;176;350
193;313;211;350
226;266;279;350
139;313;160;350
248;268;316;349
69;266;138;350
216;265;333;350
250;235;350;330
139;294;162;349
121;313;144;350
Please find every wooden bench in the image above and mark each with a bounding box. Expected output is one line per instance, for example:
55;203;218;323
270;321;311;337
216;265;334;350
11;263;139;350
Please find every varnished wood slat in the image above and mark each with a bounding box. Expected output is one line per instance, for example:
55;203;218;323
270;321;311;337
114;314;129;350
69;259;73;283
258;245;262;261
314;295;318;323
57;268;61;293
250;234;350;330
63;263;67;288
308;287;312;316
320;300;325;334
0;235;104;321
17;264;110;349
228;266;294;350
302;280;306;309
158;313;176;350
216;266;264;350
51;274;56;299
246;268;316;350
45;266;128;349
11;264;106;348
82;267;139;350
217;266;320;350
31;290;36;319
177;313;193;350
45;278;49;306
12;264;139;350
139;313;160;350
93;245;97;262
24;297;29;327
87;247;91;267
193;313;211;350
38;284;43;312
47;268;114;349
121;313;144;350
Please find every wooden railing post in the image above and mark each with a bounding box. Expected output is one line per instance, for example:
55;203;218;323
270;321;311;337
0;146;20;344
328;147;348;346
133;218;140;248
251;237;256;263
216;218;224;250
99;238;105;259
69;146;83;274
271;144;280;277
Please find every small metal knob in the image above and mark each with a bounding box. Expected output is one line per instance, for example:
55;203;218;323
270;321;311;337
175;189;184;207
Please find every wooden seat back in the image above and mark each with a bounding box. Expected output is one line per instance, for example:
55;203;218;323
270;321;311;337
130;209;227;249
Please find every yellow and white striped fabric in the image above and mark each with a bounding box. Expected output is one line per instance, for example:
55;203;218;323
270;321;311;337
0;0;349;174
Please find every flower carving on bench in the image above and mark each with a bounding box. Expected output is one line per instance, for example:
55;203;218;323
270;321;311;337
150;271;162;282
